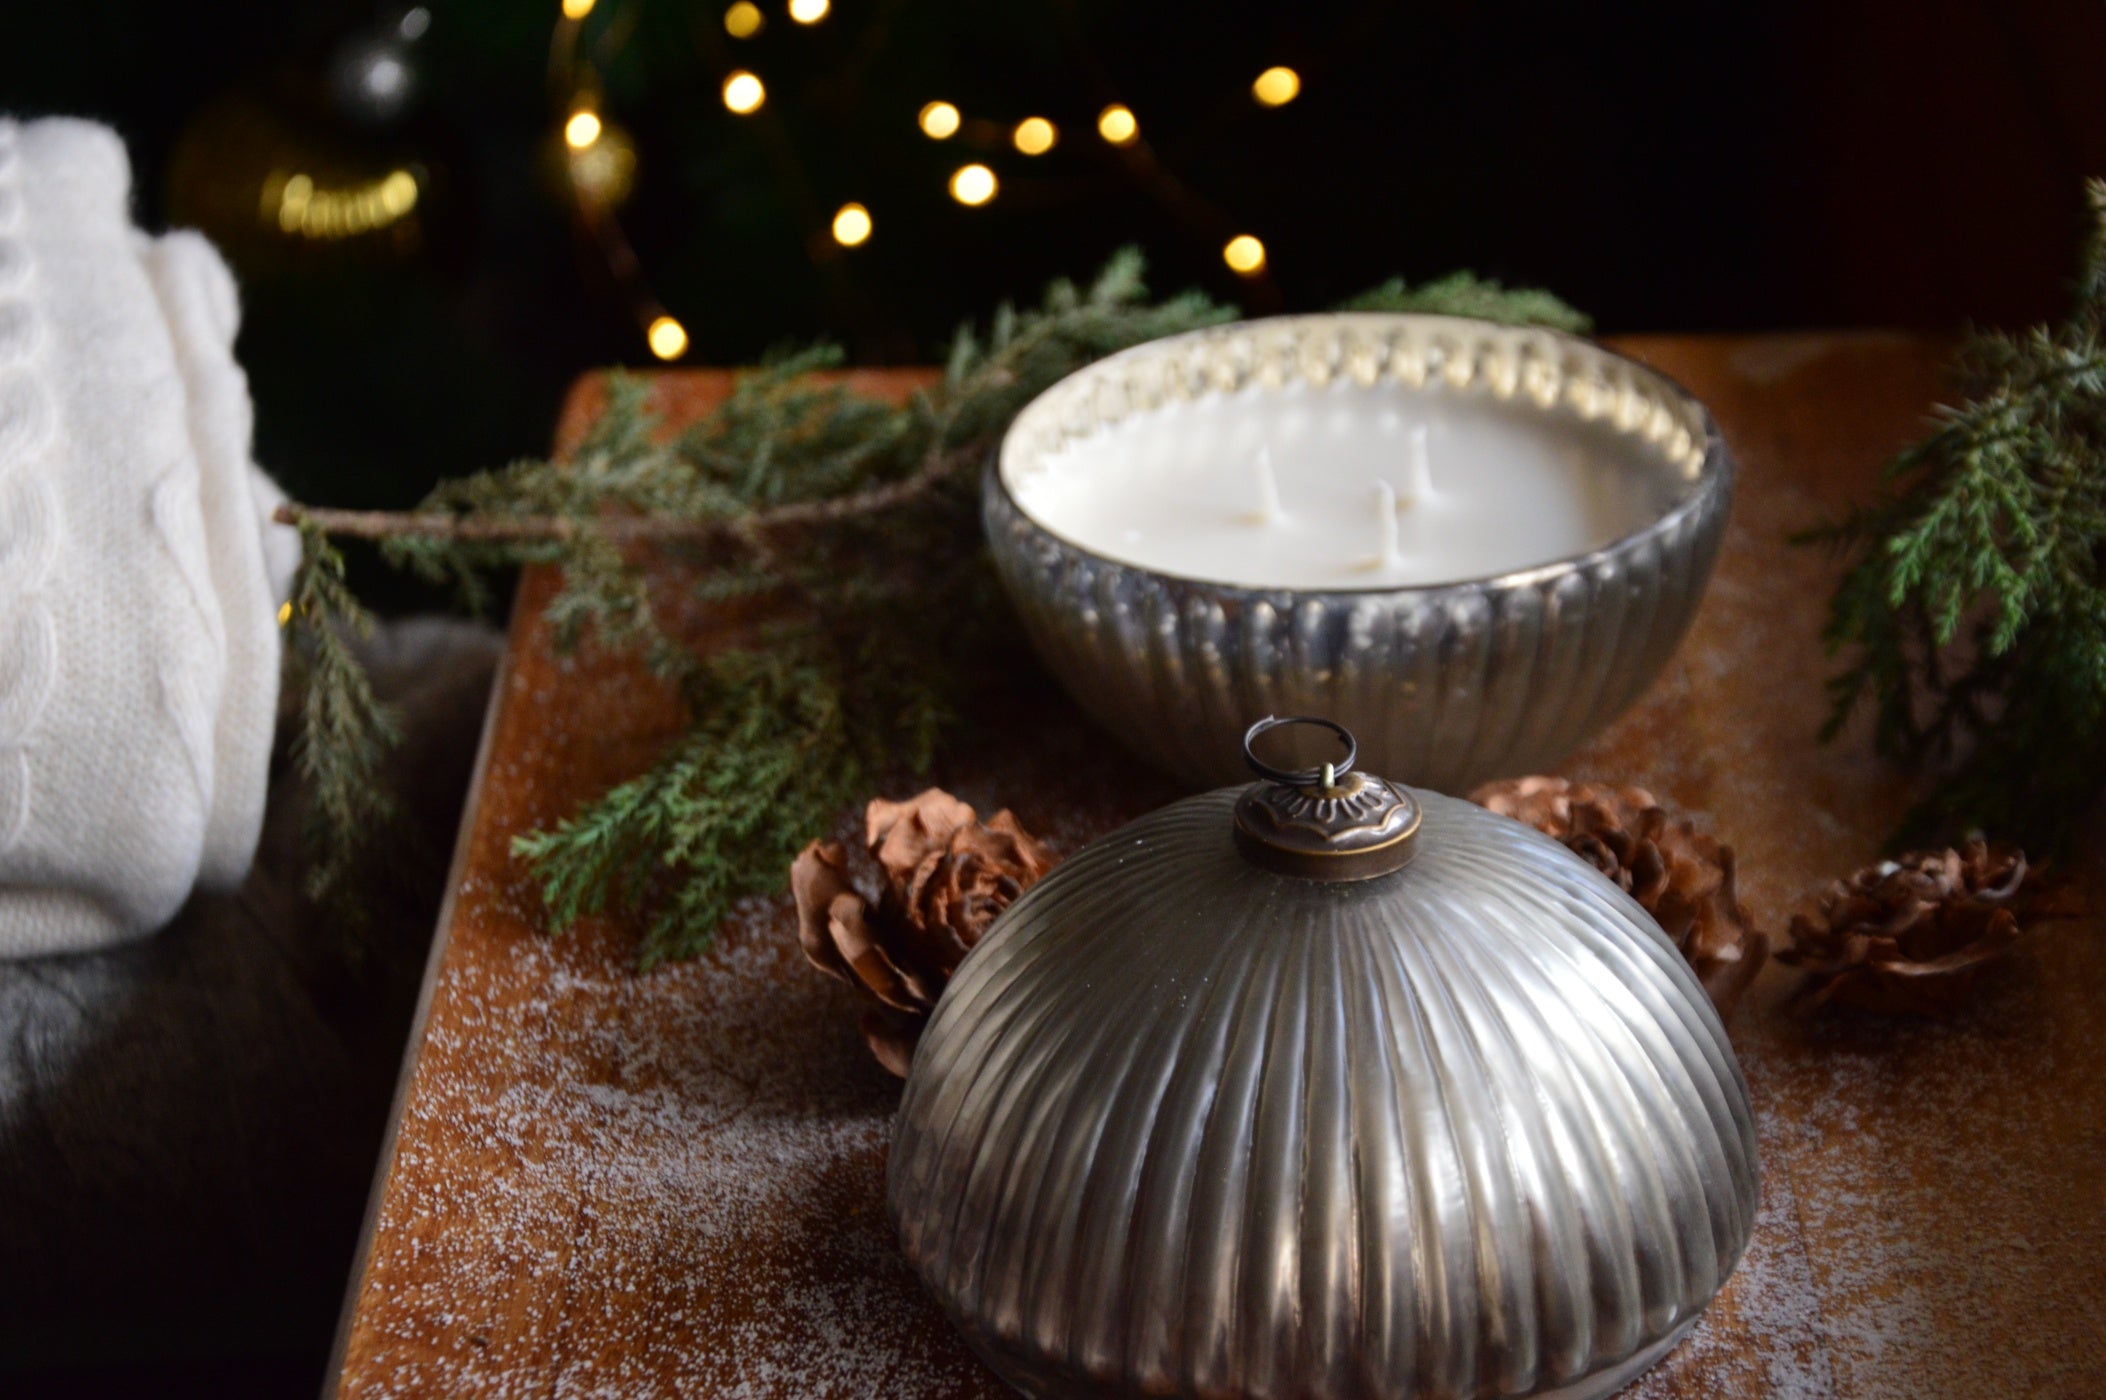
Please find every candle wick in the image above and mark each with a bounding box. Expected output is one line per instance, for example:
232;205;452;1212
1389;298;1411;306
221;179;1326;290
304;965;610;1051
1398;423;1434;504
1356;479;1405;572
1244;446;1284;525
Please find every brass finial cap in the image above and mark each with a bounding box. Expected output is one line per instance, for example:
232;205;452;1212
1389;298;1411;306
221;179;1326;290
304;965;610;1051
1232;716;1422;881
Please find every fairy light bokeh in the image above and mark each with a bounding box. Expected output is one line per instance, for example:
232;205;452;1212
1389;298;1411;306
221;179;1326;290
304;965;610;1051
948;163;997;206
918;101;960;140
722;2;762;38
647;315;689;360
831;203;872;246
1252;66;1301;107
546;3;1303;357
1012;117;1057;156
721;71;765;115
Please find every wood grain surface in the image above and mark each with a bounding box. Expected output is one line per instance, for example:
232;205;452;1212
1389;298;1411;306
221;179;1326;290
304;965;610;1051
331;338;2106;1398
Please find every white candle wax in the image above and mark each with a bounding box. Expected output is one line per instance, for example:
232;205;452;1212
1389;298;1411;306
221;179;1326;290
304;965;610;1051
1010;380;1687;590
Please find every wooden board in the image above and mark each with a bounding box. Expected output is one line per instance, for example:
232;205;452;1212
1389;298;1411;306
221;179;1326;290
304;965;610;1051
331;338;2106;1398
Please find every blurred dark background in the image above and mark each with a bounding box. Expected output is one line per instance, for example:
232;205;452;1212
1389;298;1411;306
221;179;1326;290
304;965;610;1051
0;1;2103;1393
3;0;2103;549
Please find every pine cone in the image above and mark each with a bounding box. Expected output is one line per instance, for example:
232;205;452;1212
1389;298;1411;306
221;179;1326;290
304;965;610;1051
792;789;1055;1076
1775;839;2037;1016
1471;776;1768;1019
865;789;1056;975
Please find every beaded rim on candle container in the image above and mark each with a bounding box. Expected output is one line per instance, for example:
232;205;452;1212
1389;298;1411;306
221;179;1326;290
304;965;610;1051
982;312;1737;791
999;312;1717;593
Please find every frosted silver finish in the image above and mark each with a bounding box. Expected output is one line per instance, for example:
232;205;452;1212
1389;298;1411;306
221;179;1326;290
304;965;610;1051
985;314;1734;792
890;788;1758;1400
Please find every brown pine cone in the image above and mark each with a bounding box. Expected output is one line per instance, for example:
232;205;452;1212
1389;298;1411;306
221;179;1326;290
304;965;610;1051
1471;776;1768;1019
1775;839;2039;1016
792;789;1056;1077
865;789;1056;979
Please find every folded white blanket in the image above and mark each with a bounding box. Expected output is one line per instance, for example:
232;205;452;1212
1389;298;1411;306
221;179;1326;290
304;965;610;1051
0;117;294;958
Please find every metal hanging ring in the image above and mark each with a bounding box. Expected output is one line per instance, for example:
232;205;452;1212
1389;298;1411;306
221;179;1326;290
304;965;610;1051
1241;715;1357;788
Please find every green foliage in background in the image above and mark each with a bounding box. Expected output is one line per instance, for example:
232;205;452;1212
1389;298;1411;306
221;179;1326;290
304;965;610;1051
288;254;1587;963
1808;181;2106;852
1337;272;1592;334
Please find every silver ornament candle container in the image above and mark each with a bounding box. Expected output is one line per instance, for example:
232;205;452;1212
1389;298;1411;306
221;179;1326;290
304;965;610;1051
890;717;1759;1400
984;314;1734;793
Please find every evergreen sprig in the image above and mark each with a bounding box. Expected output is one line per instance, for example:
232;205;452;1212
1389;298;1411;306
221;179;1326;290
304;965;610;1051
1808;180;2106;850
286;252;1587;962
285;519;402;902
1336;271;1592;333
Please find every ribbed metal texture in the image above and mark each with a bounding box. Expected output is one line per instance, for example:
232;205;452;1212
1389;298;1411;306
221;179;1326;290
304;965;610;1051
985;314;1735;793
890;788;1758;1400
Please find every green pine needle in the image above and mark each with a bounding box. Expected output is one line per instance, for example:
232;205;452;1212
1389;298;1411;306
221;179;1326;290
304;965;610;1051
1334;271;1593;333
1805;179;2106;851
286;520;403;902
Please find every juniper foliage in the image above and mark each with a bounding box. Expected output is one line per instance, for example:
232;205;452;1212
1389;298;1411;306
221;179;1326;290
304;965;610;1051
289;254;1588;962
286;519;402;902
1336;271;1592;333
1808;181;2106;851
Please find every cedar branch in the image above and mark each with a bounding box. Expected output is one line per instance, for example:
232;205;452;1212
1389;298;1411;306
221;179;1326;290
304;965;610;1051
272;443;964;545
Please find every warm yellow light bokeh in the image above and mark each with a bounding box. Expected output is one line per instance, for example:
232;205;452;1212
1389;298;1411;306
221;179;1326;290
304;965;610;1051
1096;104;1138;145
918;101;960;139
1252;66;1301;107
723;1;763;37
788;0;828;22
563;110;603;149
267;169;420;240
648;316;689;361
565;121;636;207
722;71;766;114
949;163;997;206
1012;117;1057;156
561;0;595;19
1223;234;1267;274
831;202;872;246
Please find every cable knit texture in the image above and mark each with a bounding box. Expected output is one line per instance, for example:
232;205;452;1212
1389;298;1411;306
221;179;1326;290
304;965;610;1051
0;118;295;958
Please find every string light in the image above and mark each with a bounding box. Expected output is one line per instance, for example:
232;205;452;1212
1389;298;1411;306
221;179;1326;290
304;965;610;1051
564;109;603;148
1012;117;1057;156
831;202;872;246
918;101;960;139
264;169;420;240
567;121;637;208
1252;66;1301;107
1223;234;1266;275
722;71;766;114
546;5;1284;368
277;600;293;627
949;163;997;206
723;1;763;37
647;315;689;360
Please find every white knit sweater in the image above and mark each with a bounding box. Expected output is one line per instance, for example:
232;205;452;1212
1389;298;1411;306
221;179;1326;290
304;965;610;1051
0;117;294;958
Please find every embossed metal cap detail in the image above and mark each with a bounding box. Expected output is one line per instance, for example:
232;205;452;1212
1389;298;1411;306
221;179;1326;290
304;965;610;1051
1232;715;1422;880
